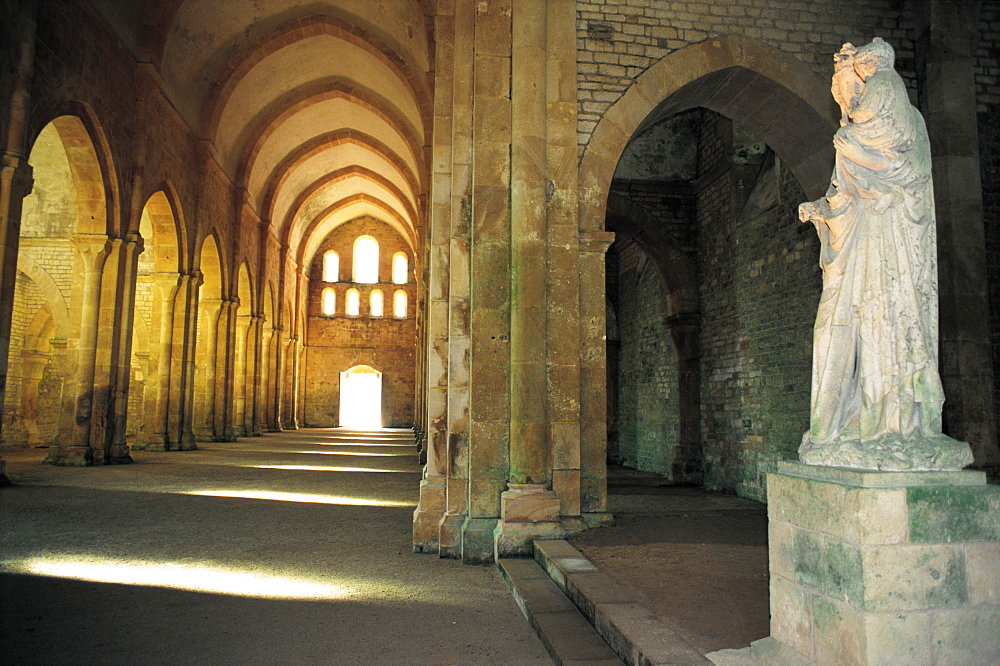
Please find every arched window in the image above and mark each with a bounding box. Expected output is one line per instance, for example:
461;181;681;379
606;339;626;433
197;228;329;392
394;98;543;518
321;287;336;315
391;252;408;284
393;289;407;318
346;288;360;316
323;251;339;282
353;235;379;283
370;289;384;317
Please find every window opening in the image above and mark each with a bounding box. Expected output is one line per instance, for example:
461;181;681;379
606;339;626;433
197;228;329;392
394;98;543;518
321;288;336;315
370;289;384;317
393;289;407;318
391;252;408;284
346;288;360;316
323;251;339;282
353;236;379;283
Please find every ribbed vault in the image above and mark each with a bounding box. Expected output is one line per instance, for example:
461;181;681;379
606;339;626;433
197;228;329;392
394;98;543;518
109;0;433;275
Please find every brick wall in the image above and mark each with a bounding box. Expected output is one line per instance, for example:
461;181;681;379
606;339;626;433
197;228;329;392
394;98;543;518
576;0;919;149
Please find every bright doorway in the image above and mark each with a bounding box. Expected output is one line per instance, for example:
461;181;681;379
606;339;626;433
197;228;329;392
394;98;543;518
339;365;382;429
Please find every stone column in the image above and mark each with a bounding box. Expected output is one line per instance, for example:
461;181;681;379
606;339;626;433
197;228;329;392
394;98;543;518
439;0;474;559
413;3;456;554
147;273;180;450
463;0;513;563
665;312;702;483
917;0;999;469
494;0;565;557
270;324;284;432
0;158;33;480
578;231;615;523
214;295;238;441
284;334;299;430
178;269;200;449
546;0;586;529
47;235;111;466
0;0;36;484
105;230;143;463
249;312;264;436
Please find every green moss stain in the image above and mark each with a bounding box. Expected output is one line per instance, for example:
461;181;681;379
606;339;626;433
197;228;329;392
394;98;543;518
926;551;969;608
907;486;1000;542
793;530;864;603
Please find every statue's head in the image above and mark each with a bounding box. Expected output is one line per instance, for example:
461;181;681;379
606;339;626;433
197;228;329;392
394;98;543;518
854;37;895;80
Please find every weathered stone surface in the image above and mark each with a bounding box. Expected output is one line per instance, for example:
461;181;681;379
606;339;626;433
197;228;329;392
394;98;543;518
767;467;1000;662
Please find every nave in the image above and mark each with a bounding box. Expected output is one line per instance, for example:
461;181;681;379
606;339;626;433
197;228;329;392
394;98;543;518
0;429;549;664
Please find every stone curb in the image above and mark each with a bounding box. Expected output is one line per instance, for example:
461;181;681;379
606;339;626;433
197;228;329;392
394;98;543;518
498;557;624;665
533;539;712;665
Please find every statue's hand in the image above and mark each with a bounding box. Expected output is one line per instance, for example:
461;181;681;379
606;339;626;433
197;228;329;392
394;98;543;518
799;201;822;223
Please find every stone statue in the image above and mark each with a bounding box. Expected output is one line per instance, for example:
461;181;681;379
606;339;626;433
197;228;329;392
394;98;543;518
797;38;973;470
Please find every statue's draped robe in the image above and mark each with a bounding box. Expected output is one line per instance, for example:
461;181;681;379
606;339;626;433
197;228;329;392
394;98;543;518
800;67;971;469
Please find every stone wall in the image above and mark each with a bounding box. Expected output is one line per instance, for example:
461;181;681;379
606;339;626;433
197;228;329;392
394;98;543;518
976;2;1000;448
302;216;417;428
696;112;819;501
611;238;681;476
575;0;919;149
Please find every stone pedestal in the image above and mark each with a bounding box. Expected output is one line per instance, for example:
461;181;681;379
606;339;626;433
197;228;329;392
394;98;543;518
757;461;999;665
494;484;565;558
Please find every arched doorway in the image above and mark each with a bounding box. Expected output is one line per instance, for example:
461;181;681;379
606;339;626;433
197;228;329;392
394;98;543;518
339;365;382;430
129;189;184;449
580;36;837;500
3;114;117;464
192;234;224;440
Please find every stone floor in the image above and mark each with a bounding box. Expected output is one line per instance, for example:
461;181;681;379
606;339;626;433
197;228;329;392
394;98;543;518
0;430;549;665
0;433;771;665
570;466;770;656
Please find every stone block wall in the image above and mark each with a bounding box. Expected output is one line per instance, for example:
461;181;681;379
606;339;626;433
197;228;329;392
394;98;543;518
611;238;681;476
302;216;417;428
575;0;919;150
977;3;1000;449
696;112;819;501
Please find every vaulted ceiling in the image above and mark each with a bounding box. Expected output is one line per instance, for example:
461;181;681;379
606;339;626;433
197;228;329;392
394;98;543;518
90;0;433;265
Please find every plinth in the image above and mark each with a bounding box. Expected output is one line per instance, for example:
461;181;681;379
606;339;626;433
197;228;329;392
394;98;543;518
755;462;999;664
493;483;565;558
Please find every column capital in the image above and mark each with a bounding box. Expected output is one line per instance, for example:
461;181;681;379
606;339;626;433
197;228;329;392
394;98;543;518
579;231;615;253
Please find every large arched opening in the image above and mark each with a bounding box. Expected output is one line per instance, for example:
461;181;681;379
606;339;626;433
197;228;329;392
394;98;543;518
580;36;838;498
192;234;225;441
129;189;184;450
2;114;115;465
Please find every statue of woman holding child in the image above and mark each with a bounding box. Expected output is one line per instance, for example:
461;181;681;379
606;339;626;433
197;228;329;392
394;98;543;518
798;38;972;470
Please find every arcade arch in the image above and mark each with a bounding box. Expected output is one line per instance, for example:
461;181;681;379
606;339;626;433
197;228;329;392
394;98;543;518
589;37;834;497
3;114;128;465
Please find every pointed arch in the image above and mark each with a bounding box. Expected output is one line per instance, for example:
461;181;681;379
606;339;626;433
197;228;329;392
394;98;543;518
579;35;838;234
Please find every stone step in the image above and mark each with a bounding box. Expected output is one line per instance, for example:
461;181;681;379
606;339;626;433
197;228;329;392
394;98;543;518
533;539;711;666
498;557;624;665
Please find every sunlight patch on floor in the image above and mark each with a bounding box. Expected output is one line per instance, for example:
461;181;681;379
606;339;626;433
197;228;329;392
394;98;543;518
16;557;351;600
184;489;416;507
248;464;416;473
292;450;412;457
